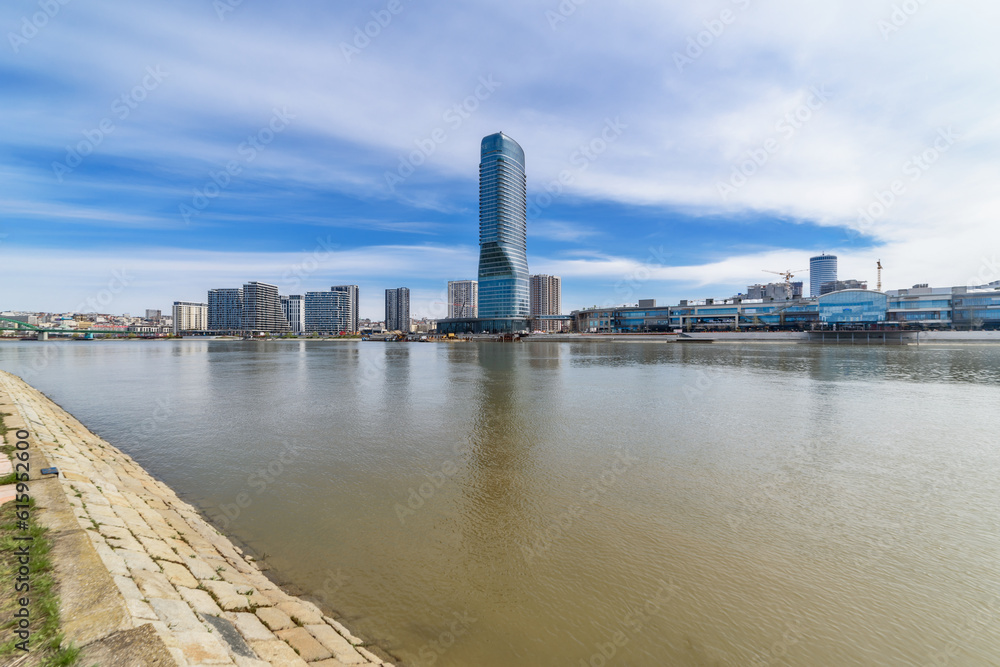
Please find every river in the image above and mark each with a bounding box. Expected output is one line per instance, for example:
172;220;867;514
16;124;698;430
2;339;999;666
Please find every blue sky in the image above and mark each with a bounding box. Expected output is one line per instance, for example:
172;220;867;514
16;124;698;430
2;0;998;318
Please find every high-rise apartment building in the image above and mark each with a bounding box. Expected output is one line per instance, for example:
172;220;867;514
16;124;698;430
281;295;305;333
530;274;561;316
447;280;478;318
330;285;360;333
304;291;348;333
810;254;837;298
477;132;529;319
530;274;562;332
172;301;207;334
208;288;243;331
385;288;410;332
241;282;289;333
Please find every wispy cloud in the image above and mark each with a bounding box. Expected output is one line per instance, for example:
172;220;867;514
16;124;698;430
2;0;998;309
531;220;602;243
0;244;478;317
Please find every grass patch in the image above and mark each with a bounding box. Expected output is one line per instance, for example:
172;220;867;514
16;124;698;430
0;499;81;665
1;411;17;486
1;411;13;457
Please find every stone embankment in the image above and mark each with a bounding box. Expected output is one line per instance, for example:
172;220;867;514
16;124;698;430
0;370;393;667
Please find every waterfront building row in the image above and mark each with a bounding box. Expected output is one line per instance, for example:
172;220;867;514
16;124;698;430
572;282;1000;333
174;282;361;334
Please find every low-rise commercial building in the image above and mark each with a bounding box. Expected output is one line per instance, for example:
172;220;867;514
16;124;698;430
952;282;1000;329
817;289;887;325
886;285;953;328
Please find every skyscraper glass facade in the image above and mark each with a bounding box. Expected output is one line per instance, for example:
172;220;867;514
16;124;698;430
478;132;529;319
208;288;243;330
304;291;348;333
818;289;887;324
810;254;838;298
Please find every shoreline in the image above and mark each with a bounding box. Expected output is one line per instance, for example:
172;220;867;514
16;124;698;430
0;369;395;666
6;330;1000;345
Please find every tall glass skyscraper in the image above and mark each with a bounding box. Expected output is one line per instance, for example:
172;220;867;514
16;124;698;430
810;254;838;298
477;132;529;319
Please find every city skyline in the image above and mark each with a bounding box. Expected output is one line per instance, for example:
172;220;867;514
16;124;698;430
3;3;999;319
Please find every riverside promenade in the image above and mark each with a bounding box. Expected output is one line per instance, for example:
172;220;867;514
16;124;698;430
0;370;393;666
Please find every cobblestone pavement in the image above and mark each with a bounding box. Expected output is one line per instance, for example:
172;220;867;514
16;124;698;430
1;370;394;667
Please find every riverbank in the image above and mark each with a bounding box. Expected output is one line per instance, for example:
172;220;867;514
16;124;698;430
537;331;1000;343
0;370;393;666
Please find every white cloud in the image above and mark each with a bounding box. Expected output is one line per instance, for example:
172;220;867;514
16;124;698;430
3;0;1000;304
0;244;477;318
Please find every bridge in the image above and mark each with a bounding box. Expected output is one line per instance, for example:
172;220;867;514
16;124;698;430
0;316;131;340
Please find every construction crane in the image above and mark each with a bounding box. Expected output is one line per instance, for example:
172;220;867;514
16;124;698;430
763;269;806;300
877;259;883;292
